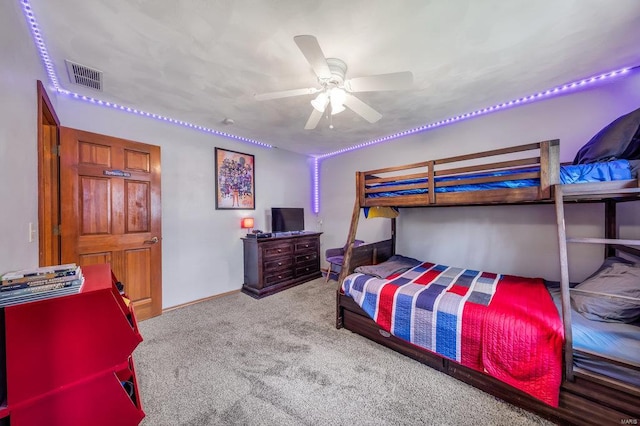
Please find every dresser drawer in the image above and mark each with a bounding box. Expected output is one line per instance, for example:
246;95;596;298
262;243;293;258
295;252;318;264
264;269;294;286
295;263;319;277
264;257;293;272
294;239;318;253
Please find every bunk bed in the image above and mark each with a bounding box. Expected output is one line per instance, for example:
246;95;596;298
335;139;640;425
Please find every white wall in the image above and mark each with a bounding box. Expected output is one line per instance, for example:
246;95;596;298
320;72;640;282
56;99;312;308
0;2;49;274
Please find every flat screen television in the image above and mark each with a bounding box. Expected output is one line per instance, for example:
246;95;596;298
271;207;305;233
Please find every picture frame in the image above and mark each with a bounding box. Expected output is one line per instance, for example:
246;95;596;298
215;147;255;210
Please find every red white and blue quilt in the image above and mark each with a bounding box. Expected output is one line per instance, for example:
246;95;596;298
342;261;564;406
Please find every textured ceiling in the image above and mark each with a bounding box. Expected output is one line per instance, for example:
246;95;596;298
26;0;640;156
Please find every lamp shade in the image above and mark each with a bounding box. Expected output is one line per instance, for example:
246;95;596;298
310;92;329;112
241;217;254;229
330;88;346;115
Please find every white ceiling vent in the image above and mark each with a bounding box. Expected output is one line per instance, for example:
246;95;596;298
64;60;103;91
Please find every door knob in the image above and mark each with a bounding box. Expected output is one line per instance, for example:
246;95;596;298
144;236;159;244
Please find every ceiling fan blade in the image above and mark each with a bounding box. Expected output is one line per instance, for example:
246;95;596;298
304;108;324;130
342;94;382;123
254;87;318;101
345;71;413;92
294;35;331;79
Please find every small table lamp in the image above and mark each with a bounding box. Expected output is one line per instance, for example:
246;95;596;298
241;217;254;234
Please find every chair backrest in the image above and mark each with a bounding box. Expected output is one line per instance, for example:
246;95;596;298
327;239;366;259
345;239;365;251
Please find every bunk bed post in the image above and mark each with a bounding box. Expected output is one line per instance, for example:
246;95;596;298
554;184;574;382
357;170;366;207
604;200;617;258
540;139;560;199
391;217;396;255
428;161;435;204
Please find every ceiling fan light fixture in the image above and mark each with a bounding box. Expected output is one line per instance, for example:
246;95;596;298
311;92;329;112
329;88;346;115
330;103;345;115
256;35;410;129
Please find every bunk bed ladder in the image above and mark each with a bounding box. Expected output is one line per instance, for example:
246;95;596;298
554;185;575;382
554;182;640;382
338;198;362;285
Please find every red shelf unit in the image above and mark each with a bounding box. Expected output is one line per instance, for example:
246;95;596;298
0;263;144;425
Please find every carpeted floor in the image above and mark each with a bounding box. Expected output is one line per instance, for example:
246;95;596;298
134;278;553;426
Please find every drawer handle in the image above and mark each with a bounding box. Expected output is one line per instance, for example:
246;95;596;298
278;262;282;266
379;329;391;338
278;275;282;279
305;244;309;247
306;255;310;260
277;249;282;253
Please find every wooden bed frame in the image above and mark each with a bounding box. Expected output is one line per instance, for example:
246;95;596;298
359;139;561;207
336;141;640;425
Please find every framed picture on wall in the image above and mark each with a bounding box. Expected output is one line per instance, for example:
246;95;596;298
215;147;255;210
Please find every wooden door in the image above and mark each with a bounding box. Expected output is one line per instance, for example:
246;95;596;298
37;81;61;267
59;127;162;320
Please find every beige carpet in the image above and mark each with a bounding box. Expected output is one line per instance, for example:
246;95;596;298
134;278;552;426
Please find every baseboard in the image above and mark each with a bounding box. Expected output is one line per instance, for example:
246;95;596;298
163;289;241;313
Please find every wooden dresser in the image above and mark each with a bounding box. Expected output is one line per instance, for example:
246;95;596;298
242;232;322;298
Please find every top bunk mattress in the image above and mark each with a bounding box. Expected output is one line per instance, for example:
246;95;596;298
366;159;633;198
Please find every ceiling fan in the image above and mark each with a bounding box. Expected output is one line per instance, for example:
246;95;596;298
254;35;413;130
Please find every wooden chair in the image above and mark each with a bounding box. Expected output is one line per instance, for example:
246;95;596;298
324;239;365;283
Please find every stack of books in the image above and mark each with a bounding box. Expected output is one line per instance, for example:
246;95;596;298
0;264;84;308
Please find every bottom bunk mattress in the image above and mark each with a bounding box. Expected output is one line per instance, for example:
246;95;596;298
341;260;564;406
547;287;640;386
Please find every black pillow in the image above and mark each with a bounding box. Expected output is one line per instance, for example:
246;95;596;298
573;107;640;164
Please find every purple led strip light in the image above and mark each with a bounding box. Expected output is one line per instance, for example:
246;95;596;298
19;0;272;148
61;91;272;147
312;158;320;214
318;66;634;160
20;0;60;90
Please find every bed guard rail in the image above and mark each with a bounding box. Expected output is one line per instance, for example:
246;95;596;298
357;140;560;207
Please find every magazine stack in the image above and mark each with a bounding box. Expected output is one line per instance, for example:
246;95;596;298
0;263;84;308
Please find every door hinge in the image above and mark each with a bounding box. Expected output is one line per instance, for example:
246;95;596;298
53;224;61;236
52;145;60;156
